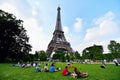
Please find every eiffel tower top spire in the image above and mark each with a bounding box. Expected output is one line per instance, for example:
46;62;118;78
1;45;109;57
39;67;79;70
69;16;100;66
55;6;63;32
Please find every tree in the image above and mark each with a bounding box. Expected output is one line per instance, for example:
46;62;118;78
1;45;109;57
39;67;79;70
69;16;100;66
0;10;32;62
108;40;120;58
74;51;81;59
103;53;114;61
52;53;59;60
69;52;75;60
65;52;70;62
38;50;47;61
52;50;66;62
82;45;103;60
23;53;34;62
34;51;38;60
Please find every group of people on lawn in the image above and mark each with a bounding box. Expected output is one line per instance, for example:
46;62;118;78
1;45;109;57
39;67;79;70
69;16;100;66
35;62;88;78
62;66;88;78
35;63;61;72
13;61;88;78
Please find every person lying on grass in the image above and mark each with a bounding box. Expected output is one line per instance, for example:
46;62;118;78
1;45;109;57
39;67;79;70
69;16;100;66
100;63;106;69
74;67;88;78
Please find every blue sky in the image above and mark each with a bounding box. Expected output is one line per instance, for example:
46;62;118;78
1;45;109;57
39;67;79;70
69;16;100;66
0;0;120;54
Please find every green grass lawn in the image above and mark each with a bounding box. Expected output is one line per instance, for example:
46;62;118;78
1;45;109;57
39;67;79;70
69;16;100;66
0;62;120;80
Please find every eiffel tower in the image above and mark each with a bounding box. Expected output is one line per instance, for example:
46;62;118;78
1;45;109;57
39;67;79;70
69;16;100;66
46;7;73;58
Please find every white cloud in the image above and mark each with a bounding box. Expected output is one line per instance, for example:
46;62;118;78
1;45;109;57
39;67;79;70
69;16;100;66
75;11;120;54
24;18;43;37
94;11;115;25
74;18;82;32
24;18;49;53
32;6;38;16
115;38;120;42
0;3;18;17
84;11;118;42
63;26;69;34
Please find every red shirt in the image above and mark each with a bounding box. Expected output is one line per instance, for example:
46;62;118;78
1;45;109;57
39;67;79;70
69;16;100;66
62;68;68;76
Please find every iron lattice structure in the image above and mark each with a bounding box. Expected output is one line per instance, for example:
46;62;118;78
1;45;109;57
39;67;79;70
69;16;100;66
46;7;73;58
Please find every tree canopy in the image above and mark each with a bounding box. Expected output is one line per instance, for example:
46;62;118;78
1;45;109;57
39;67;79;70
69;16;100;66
52;50;81;62
0;10;32;62
82;45;103;60
38;50;47;61
108;40;120;58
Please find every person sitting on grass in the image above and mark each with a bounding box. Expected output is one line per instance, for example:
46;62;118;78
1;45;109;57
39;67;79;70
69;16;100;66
21;63;25;68
49;63;55;72
62;66;71;76
26;62;31;68
71;63;74;68
36;65;41;72
44;64;49;72
74;67;88;78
